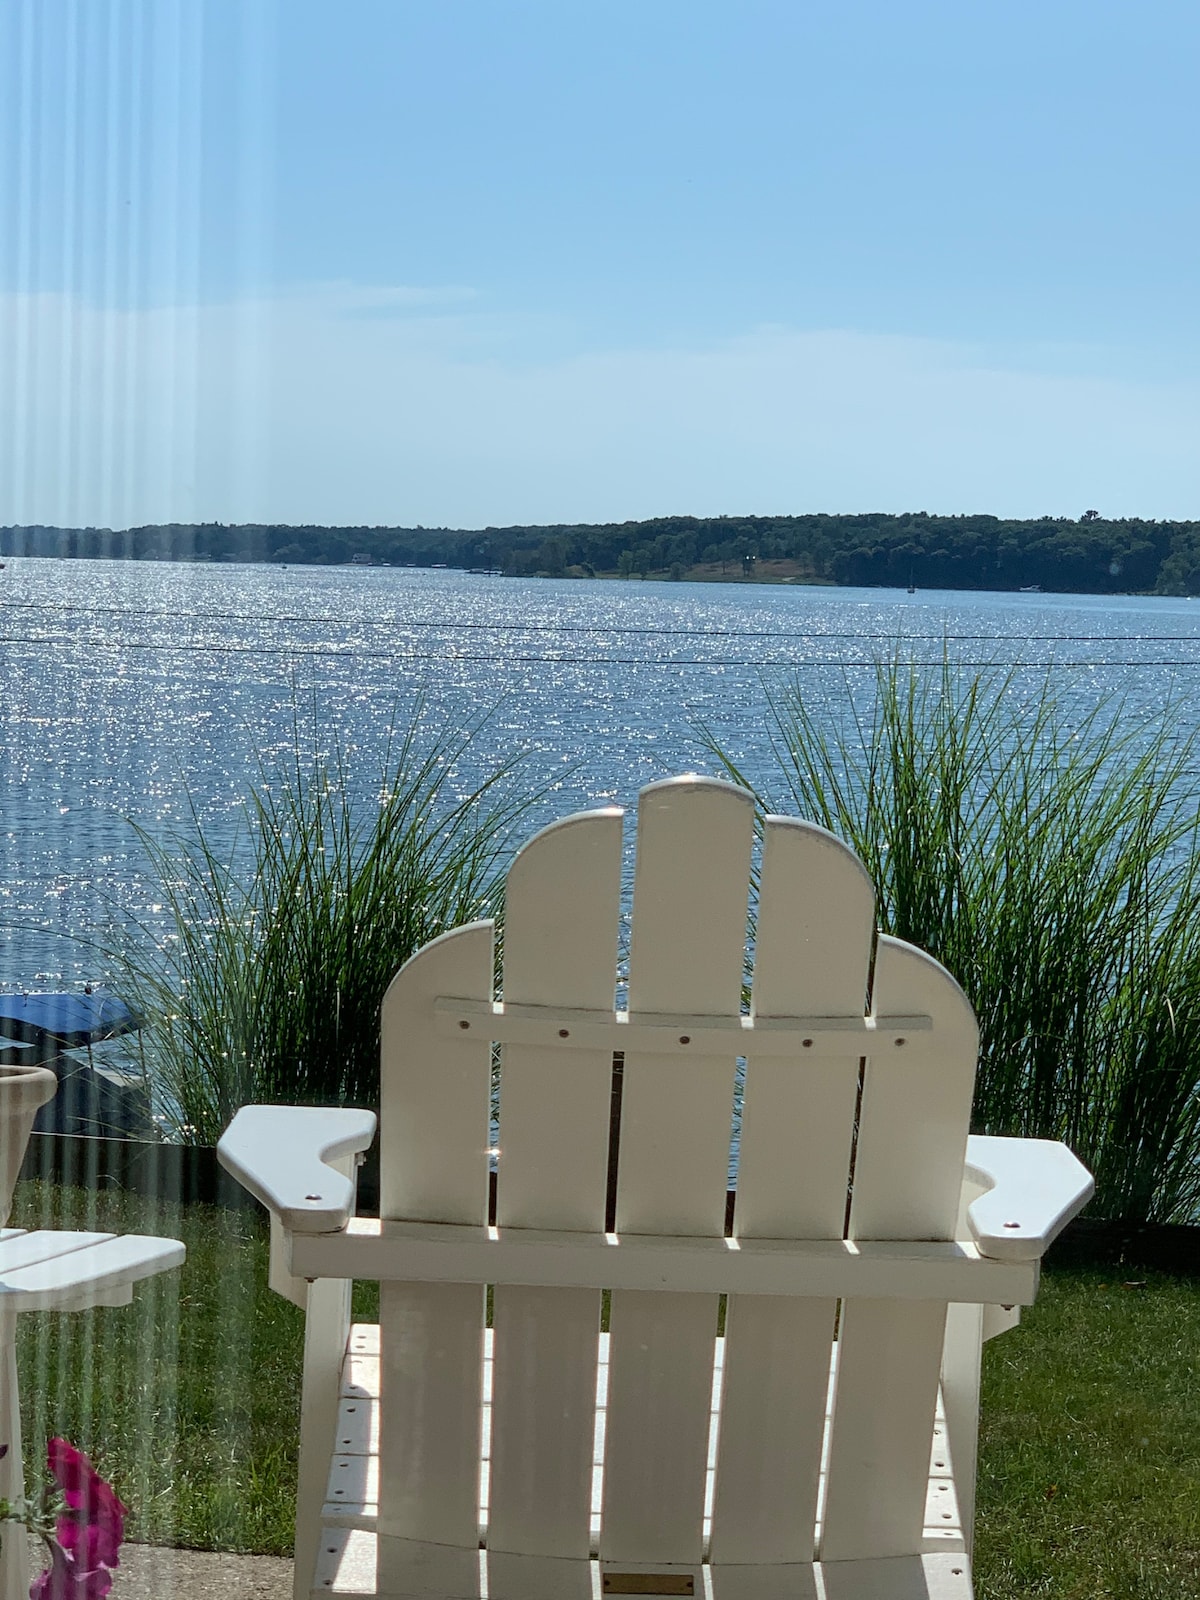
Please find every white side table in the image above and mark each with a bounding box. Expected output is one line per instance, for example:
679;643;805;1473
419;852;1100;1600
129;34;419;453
0;1226;185;1600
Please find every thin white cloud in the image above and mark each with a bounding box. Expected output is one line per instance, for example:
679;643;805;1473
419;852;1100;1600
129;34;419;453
1;284;1197;528
286;280;482;316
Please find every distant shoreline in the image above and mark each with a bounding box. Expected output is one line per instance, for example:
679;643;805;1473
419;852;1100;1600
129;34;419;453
3;511;1198;595
0;550;1165;599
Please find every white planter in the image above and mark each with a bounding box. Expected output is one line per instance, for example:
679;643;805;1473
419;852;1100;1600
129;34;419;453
0;1064;57;1226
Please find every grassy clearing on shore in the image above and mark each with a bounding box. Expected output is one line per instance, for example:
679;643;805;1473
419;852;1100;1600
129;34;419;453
11;1181;1200;1593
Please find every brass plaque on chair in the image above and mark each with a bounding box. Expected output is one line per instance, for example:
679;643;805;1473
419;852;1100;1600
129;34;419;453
602;1577;694;1596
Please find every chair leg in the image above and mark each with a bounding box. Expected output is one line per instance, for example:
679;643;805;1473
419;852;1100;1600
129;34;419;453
0;1313;30;1600
940;1303;984;1560
293;1277;352;1600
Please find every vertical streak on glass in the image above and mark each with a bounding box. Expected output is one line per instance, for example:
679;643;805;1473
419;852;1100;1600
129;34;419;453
11;0;54;1511
226;0;279;523
143;5;201;1544
96;0;124;532
117;5;146;537
131;1195;182;1550
153;0;202;537
54;1;81;530
3;1;38;523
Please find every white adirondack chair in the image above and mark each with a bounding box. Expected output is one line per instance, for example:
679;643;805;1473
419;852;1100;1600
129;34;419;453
219;776;1093;1600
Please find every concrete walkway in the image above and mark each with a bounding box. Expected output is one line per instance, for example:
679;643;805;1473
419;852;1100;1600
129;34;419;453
25;1536;293;1598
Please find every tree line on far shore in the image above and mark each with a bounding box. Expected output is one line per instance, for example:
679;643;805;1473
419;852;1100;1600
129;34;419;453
6;510;1200;594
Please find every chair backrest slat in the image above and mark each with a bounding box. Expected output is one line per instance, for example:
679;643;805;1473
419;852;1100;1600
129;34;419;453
489;1283;600;1559
603;1288;724;1567
380;922;495;1225
376;921;494;1556
602;779;753;1565
819;1298;950;1563
376;1278;486;1555
496;806;623;1232
710;1295;835;1564
736;815;875;1239
616;778;754;1236
848;935;978;1241
820;935;979;1562
488;807;622;1558
710;816;875;1564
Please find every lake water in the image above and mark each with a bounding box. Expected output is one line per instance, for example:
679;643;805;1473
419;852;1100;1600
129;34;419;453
4;557;1200;989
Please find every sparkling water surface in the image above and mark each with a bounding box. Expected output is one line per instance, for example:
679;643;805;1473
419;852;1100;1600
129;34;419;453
4;557;1200;988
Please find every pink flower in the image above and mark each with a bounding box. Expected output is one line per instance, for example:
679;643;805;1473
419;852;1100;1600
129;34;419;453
29;1441;127;1598
28;1542;114;1600
44;1441;126;1571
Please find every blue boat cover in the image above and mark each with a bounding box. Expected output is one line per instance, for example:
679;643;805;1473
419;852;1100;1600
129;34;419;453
0;991;142;1047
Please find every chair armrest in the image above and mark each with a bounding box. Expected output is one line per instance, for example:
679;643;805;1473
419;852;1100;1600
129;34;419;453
964;1134;1094;1261
217;1105;377;1233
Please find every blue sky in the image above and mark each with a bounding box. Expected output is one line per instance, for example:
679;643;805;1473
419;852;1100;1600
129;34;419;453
2;0;1198;528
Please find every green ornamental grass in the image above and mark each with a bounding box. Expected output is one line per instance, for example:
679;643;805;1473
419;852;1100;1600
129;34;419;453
708;658;1200;1224
113;703;533;1144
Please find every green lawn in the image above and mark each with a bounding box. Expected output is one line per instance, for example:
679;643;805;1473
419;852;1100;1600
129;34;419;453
976;1267;1200;1598
11;1181;305;1554
10;1182;1200;1594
